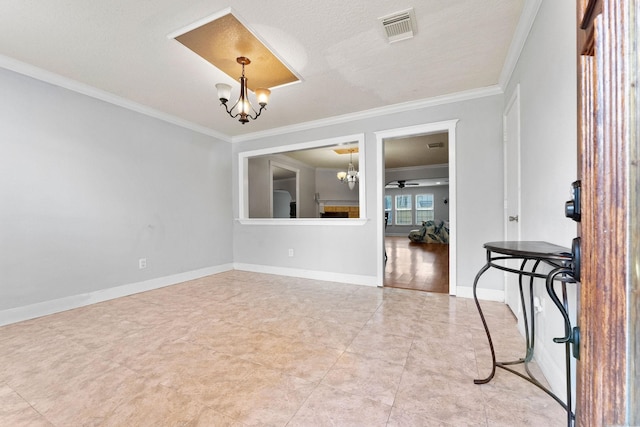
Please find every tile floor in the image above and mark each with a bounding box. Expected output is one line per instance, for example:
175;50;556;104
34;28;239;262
0;271;567;426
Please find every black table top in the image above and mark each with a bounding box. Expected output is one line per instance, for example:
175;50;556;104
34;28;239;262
484;241;572;260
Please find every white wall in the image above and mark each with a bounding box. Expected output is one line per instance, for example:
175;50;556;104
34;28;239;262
248;156;271;218
503;0;578;401
232;93;505;289
0;67;233;321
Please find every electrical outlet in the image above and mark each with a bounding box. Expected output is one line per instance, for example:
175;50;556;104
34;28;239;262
288;249;294;257
139;258;147;269
533;296;544;314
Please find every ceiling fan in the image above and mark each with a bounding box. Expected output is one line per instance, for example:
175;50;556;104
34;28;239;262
390;180;419;189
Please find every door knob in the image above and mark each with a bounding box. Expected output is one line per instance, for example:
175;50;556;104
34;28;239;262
571;237;581;282
565;180;581;222
508;215;519;222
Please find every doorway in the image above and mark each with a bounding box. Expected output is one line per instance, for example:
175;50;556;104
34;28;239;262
375;120;458;294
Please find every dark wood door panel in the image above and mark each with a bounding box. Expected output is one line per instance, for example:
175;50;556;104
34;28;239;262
576;0;638;425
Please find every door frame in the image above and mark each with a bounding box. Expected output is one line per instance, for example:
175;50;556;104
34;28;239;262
576;0;639;424
503;84;522;320
375;120;459;294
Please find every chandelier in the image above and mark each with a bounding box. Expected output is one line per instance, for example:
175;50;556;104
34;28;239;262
337;150;359;190
215;57;271;124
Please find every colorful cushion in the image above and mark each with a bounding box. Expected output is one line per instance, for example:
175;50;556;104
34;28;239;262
407;220;449;244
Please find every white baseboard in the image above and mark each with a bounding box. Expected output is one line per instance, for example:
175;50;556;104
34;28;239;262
534;336;571;403
233;263;378;287
456;285;504;302
0;264;234;326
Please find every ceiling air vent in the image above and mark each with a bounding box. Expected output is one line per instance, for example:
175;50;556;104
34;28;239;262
379;8;416;43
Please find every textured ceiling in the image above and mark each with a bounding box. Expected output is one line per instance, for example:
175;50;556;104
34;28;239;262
0;1;525;140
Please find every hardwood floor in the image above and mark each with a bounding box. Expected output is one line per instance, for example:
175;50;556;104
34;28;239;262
384;235;449;293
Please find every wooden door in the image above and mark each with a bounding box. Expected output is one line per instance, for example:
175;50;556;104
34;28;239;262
576;0;639;425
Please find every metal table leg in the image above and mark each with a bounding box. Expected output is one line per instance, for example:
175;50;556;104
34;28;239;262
474;258;576;427
546;266;577;427
473;257;495;384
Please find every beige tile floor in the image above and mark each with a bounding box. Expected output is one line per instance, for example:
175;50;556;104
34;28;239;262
0;271;567;426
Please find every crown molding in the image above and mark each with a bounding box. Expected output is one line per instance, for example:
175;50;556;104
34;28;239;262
0;53;501;145
231;85;503;143
271;152;316;170
498;0;543;88
0;54;231;142
3;26;534;147
385;163;449;173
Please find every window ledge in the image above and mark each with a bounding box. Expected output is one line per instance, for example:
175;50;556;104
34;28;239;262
236;218;369;226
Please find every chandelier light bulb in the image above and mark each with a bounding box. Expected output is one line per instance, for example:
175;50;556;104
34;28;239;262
241;99;250;114
255;88;271;106
215;83;231;103
337;150;359;190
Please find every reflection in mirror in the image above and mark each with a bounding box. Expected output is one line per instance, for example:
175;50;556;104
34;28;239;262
240;134;366;219
271;162;298;218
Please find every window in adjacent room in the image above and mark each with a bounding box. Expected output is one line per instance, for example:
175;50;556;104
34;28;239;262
384;195;393;225
416;193;435;223
395;194;412;225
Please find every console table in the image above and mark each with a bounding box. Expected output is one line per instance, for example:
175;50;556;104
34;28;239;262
472;241;577;427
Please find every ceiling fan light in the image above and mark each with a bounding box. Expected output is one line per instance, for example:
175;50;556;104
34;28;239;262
215;83;231;103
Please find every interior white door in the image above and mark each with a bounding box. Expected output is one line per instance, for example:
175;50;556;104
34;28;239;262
504;87;522;325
